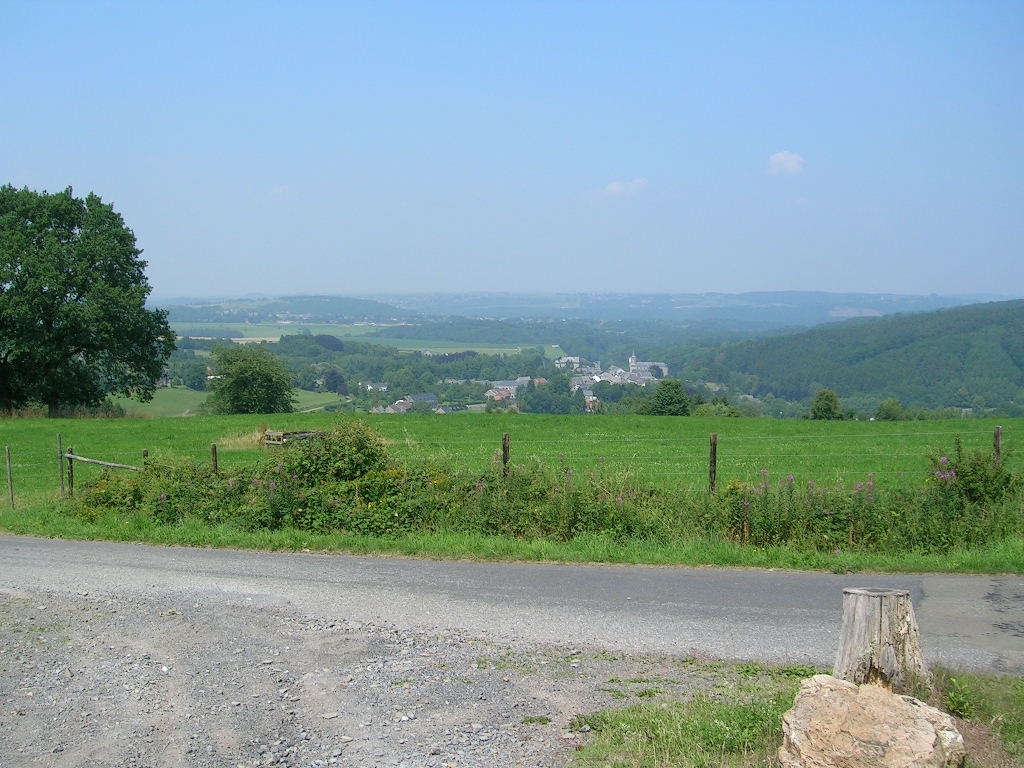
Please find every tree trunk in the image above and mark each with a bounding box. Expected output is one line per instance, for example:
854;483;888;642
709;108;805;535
833;587;930;694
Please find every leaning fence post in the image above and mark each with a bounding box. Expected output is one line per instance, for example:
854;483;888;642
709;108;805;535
5;446;13;510
211;443;218;473
502;433;510;477
708;433;718;494
67;447;75;498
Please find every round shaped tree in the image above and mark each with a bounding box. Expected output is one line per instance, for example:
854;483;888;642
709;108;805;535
0;185;175;416
810;388;843;420
206;345;296;414
637;379;690;416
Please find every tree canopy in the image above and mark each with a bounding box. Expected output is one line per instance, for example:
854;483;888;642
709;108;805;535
809;389;843;420
0;185;175;416
206;345;296;414
517;374;586;414
636;379;691;416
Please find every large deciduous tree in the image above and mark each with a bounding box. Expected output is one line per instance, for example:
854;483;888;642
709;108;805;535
206;345;296;414
0;185;175;416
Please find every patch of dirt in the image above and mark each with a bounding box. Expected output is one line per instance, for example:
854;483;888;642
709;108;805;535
957;719;1021;768
0;587;729;768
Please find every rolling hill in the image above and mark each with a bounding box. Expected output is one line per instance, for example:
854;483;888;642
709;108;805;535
681;300;1024;413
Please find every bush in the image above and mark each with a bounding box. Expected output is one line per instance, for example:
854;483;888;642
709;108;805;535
76;461;256;527
928;436;1017;505
715;457;1023;555
290;468;437;537
279;420;391;483
452;458;673;542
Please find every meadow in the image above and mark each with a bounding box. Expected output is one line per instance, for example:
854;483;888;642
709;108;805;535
169;321;549;356
170;321;387;339
111;388;344;418
2;412;1020;573
4;412;1016;502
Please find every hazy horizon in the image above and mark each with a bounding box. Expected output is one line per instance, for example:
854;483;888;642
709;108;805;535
150;288;1021;306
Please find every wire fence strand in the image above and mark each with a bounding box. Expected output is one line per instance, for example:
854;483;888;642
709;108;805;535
4;424;1012;503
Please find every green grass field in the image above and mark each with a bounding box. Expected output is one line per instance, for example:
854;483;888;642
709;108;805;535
169;321;553;356
370;414;1017;492
114;387;207;417
112;387;344;418
3;411;1016;507
170;321;385;339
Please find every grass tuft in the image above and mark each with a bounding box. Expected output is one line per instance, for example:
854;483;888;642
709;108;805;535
570;687;796;768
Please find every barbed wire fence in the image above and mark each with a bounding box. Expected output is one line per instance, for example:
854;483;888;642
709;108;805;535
4;424;1011;511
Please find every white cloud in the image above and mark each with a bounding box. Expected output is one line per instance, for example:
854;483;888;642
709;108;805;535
591;177;649;199
767;151;805;175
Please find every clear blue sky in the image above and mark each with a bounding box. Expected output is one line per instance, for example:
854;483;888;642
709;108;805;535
6;1;1022;300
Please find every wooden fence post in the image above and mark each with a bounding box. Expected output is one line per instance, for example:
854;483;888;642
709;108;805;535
833;587;929;694
210;443;218;473
67;447;75;498
994;425;1003;464
708;433;718;494
5;446;13;510
502;433;510;477
57;433;66;498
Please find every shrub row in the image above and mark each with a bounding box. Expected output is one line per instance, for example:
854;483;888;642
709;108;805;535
72;422;1022;554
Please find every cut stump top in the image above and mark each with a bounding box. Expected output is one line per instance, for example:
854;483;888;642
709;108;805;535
843;587;910;598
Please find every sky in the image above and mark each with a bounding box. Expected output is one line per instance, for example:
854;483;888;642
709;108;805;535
5;1;1022;300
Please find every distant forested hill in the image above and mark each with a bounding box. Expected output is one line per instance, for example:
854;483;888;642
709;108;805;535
679;300;1024;412
160;291;1002;328
165;295;417;324
362;291;996;326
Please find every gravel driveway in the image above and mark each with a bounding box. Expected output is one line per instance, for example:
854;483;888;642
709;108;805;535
1;583;739;768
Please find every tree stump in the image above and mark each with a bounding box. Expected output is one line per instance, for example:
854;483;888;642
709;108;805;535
833;587;930;694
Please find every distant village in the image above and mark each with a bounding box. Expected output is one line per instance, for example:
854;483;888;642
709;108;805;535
370;354;668;414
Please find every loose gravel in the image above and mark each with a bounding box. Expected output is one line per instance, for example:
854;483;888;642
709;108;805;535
1;586;730;768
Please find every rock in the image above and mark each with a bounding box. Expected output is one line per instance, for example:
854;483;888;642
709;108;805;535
779;674;965;768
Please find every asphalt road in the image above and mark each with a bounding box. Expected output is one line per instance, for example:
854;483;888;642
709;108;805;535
1;535;1021;674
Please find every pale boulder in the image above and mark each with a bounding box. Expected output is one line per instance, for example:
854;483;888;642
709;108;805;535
779;674;965;768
